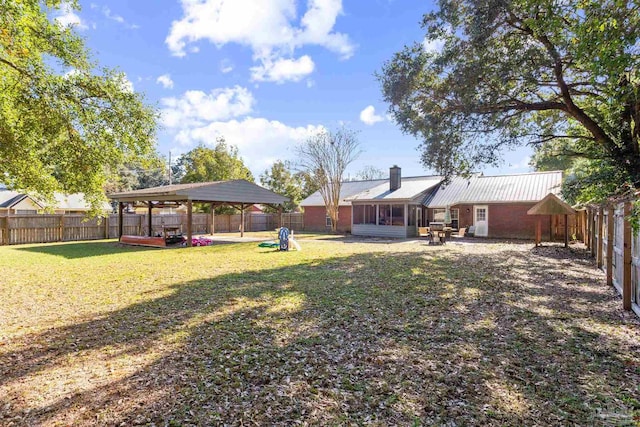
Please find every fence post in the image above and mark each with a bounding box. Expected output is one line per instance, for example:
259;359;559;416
59;215;64;242
606;206;614;286
597;207;604;268
591;209;597;258
2;217;9;245
623;202;632;310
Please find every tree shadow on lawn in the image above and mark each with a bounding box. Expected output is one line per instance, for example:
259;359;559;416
1;246;639;425
14;240;163;259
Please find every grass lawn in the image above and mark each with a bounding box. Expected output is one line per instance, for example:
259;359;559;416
1;235;639;426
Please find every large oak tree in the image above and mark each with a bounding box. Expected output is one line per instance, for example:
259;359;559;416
379;0;639;202
0;0;157;215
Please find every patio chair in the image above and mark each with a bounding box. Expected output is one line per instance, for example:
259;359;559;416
418;227;430;237
452;227;466;238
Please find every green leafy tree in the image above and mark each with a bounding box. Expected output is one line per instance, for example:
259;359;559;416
173;140;253;214
259;160;305;212
103;154;170;194
173;139;253;184
378;0;639;202
0;0;158;215
296;127;360;232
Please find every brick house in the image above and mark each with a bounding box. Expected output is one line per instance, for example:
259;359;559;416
300;166;564;239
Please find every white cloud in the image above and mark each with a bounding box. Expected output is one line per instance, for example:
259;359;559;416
162;85;324;173
173;117;324;173
91;3;139;29
250;55;315;83
156;74;174;89
160;86;255;128
54;2;87;30
220;59;234;74
166;0;354;83
359;105;384;125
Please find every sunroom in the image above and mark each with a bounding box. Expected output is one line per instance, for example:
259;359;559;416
346;167;442;238
351;202;424;238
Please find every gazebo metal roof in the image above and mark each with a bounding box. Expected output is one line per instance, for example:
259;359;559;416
109;179;289;205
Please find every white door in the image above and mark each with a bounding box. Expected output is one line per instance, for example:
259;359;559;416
473;205;488;237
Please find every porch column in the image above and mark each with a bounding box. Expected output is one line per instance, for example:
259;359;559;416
186;200;193;247
147;202;153;237
118;202;123;238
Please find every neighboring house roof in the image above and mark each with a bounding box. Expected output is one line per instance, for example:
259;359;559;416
110;180;289;205
52;193;112;211
347;176;443;203
0;190;108;212
424;171;563;207
0;192;34;209
300;179;389;207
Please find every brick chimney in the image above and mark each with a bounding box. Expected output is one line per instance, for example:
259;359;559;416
390;165;401;191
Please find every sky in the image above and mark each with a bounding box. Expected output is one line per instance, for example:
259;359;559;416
54;0;533;180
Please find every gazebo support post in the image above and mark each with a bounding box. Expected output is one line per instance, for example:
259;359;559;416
186;200;193;247
147;202;153;237
210;203;215;235
564;213;568;248
240;203;245;237
118;202;123;239
536;218;541;247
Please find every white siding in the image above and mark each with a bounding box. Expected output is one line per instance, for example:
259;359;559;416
352;224;409;238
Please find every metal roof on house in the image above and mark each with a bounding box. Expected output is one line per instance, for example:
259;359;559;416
299;179;388;207
424;171;563;207
347;176;443;203
109;180;289;205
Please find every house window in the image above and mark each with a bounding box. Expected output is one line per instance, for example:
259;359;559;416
16;209;37;215
391;204;404;226
353;204;376;225
476;208;486;222
325;215;332;227
378;205;391;225
433;208;459;229
408;205;417;226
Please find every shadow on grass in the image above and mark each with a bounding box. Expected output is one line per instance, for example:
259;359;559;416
1;245;639;425
13;240;163;259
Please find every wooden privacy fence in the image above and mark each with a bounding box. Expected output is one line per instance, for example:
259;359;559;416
587;202;639;318
0;212;304;246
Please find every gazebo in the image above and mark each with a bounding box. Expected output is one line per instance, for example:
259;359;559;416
527;193;576;247
109;180;289;247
